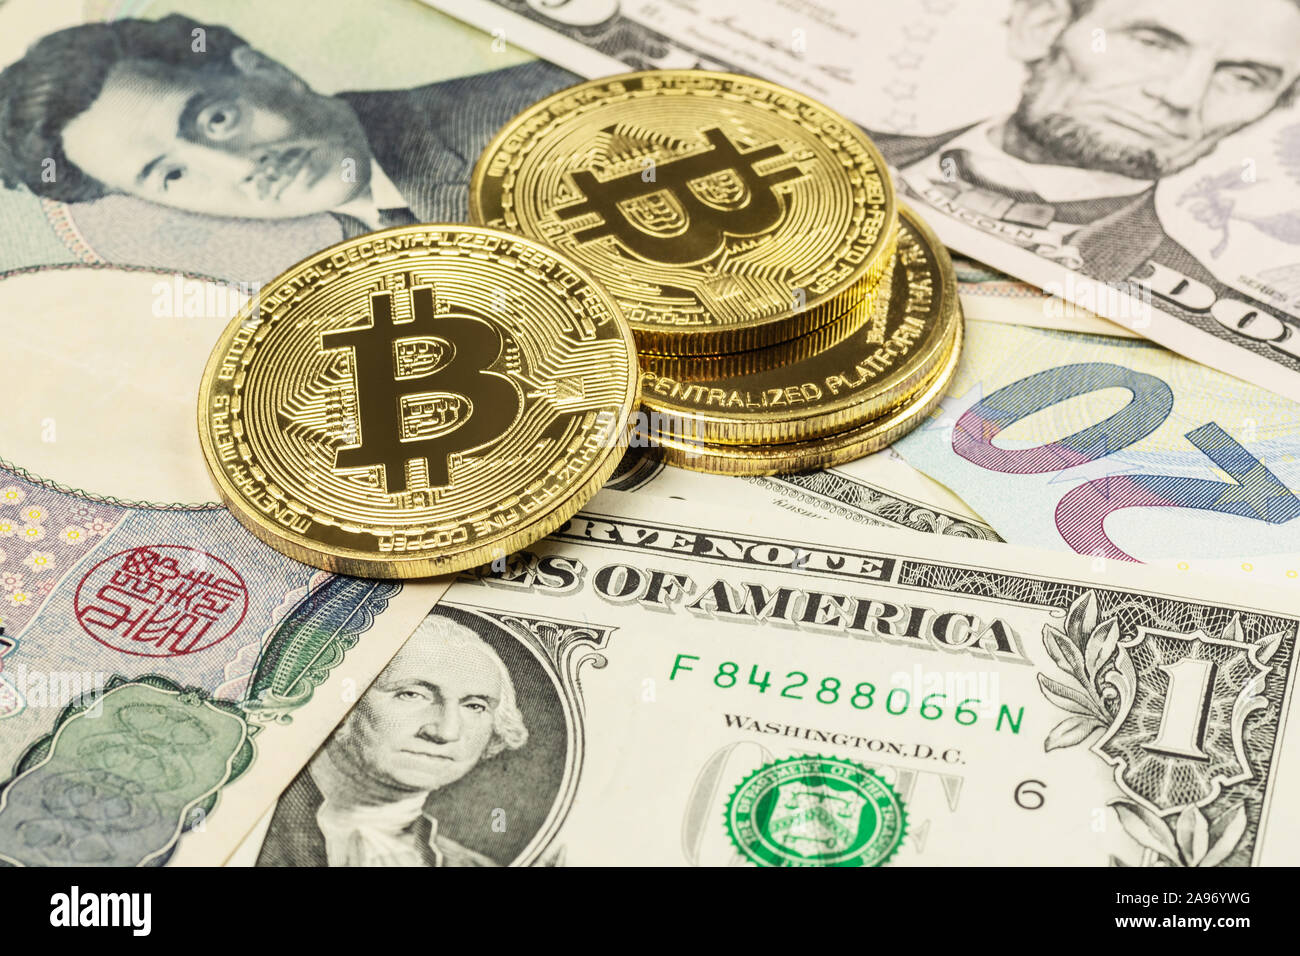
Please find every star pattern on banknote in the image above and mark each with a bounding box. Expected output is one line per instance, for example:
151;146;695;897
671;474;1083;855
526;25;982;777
1039;452;1148;491
889;49;923;70
882;80;919;102
914;381;989;439
1210;462;1290;521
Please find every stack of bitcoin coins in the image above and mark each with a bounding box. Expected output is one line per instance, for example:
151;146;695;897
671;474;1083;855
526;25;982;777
197;71;966;580
471;70;963;475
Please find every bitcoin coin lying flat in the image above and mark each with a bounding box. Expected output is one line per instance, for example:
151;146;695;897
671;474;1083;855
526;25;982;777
652;318;963;476
471;70;897;355
640;206;960;446
198;225;638;578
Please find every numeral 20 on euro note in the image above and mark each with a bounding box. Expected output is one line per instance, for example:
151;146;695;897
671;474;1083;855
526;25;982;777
951;363;1300;561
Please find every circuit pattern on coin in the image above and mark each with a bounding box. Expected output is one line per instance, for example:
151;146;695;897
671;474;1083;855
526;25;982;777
198;225;638;577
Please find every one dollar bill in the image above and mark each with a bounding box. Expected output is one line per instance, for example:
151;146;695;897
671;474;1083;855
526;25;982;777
234;489;1300;866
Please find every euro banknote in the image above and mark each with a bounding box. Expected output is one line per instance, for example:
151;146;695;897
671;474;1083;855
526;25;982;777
230;489;1300;866
428;0;1300;401
895;319;1300;588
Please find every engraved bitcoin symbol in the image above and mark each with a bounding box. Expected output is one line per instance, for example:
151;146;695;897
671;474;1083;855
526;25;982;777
557;126;801;266
322;286;520;493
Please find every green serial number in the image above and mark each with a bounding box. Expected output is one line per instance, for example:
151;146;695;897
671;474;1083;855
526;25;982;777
669;653;1024;733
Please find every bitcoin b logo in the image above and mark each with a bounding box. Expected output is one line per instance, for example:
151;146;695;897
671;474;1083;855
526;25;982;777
557;126;801;266
321;285;521;493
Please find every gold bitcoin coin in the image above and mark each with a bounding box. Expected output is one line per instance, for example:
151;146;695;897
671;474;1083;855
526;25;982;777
651;317;963;476
639;206;959;446
470;70;897;355
197;225;639;578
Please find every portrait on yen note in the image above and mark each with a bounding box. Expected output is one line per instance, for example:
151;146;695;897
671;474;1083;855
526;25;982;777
0;10;578;281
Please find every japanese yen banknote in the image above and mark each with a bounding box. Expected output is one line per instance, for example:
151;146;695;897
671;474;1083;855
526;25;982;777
0;0;550;866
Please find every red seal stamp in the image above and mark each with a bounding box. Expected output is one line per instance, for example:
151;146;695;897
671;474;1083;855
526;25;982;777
74;546;249;657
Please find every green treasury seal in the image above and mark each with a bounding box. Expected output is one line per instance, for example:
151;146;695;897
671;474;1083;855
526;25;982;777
724;755;907;867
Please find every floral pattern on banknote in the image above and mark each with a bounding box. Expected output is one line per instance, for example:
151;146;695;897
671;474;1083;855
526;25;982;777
896;560;1294;865
0;480;122;634
1038;590;1288;867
